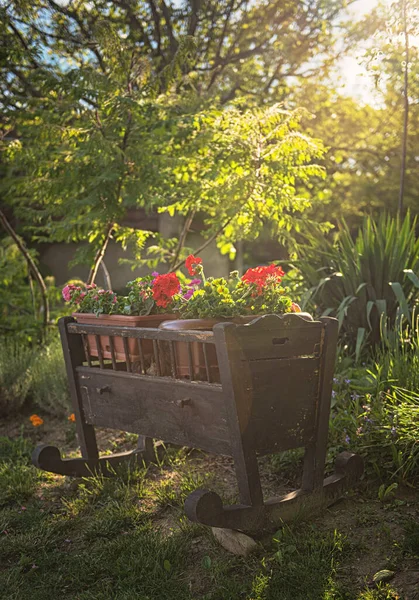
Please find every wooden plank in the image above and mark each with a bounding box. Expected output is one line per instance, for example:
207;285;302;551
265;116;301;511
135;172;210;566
108;336;117;370
77;368;230;456
169;341;177;378
68;322;216;343
302;317;339;491
95;335;105;369
187;342;194;381
122;337;132;372
214;323;264;507
231;315;324;362
203;343;211;383
249;357;319;454
81;334;92;367
137;338;146;374
152;340;161;376
58;317;99;461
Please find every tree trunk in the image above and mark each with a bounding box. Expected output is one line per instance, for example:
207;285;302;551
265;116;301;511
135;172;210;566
398;0;409;215
0;209;50;335
100;260;112;290
87;223;114;285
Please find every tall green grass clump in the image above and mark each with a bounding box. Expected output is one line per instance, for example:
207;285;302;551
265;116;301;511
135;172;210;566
29;335;70;415
331;315;419;485
0;339;33;416
298;213;419;353
0;333;70;418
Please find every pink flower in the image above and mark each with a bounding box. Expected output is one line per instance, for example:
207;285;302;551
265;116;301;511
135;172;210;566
112;296;117;303
183;289;194;300
62;285;71;302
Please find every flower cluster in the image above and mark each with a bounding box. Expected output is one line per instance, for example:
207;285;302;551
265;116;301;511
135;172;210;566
152;273;181;308
30;414;44;427
178;256;296;319
185;255;203;276
62;283;119;317
241;264;285;293
62;255;298;319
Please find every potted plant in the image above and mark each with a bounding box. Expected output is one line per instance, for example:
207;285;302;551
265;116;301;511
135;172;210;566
160;255;309;380
62;273;181;361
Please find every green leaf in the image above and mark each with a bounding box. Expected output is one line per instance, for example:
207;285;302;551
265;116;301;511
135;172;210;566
372;570;395;583
163;559;172;572
404;269;419;288
355;328;366;363
389;282;411;324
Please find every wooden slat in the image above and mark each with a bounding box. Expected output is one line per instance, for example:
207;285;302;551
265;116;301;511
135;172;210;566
187;342;194;381
108;337;117;370
203;343;211;383
77;368;230;455
68;322;216;344
302;317;339;491
122;337;132;373
58;317;99;461
233;324;324;361
152;340;161;376
95;335;105;369
169;341;177;379
81;334;92;367
137;339;146;374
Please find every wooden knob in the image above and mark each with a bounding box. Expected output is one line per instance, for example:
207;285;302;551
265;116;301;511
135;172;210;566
96;386;111;395
176;397;192;408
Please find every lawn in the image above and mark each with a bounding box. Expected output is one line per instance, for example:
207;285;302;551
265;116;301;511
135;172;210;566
1;418;418;600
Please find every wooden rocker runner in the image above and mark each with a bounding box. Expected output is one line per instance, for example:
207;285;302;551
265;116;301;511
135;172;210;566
32;314;363;532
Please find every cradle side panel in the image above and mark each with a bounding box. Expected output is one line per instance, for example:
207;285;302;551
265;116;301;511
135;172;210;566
250;356;320;455
76;368;231;455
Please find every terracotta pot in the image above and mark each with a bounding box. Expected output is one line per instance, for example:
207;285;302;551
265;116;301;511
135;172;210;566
160;314;313;382
72;313;177;362
158;317;257;382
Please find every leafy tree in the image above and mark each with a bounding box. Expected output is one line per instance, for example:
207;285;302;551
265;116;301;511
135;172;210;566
290;1;419;225
1;1;339;277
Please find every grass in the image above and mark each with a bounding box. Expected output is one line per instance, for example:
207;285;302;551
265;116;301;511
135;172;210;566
0;334;70;418
0;435;416;600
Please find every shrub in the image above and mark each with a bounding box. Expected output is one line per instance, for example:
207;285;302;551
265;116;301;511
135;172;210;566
30;335;70;416
0;339;33;416
330;377;419;485
298;213;419;352
0;333;70;418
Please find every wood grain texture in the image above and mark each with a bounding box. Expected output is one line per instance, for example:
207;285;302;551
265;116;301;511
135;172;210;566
58;317;99;461
77;367;231;455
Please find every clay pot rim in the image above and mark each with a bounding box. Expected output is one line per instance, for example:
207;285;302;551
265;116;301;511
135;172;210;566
159;313;313;330
72;312;178;322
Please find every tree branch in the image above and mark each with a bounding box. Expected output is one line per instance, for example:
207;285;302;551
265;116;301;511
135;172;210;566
0;209;50;334
169;215;234;273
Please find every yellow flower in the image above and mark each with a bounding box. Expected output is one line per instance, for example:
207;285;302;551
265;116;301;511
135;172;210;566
68;413;76;423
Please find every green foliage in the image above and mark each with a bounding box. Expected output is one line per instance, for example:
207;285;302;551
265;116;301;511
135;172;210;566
0;339;33;416
330;378;419;485
298;214;419;350
0;333;70;418
0;238;67;340
29;336;70;415
159;104;327;258
178;264;293;319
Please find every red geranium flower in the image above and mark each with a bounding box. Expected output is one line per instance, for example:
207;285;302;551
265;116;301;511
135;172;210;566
242;264;285;293
185;254;203;276
152;273;181;308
